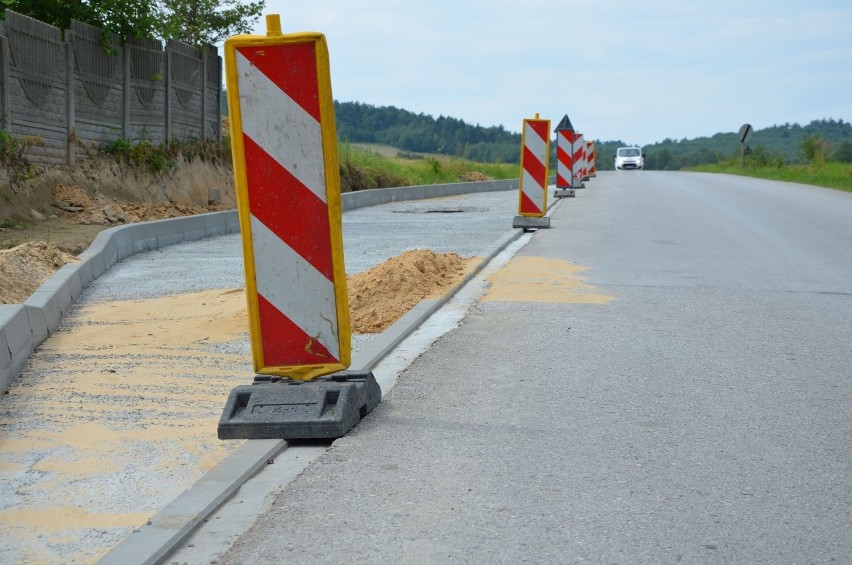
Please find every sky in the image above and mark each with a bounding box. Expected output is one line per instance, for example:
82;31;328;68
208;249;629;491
246;0;852;146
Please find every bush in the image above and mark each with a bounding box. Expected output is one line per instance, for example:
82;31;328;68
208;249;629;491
744;145;786;168
0;130;20;166
102;138;230;174
801;134;831;167
832;140;852;163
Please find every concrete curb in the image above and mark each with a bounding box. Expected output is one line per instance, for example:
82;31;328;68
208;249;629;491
342;178;518;210
0;178;521;394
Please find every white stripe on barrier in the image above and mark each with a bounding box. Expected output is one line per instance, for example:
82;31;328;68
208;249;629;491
236;52;327;204
522;169;541;196
557;133;571;182
524;121;547;161
250;216;340;359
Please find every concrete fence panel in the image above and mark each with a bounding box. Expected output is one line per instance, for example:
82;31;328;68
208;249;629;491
0;10;221;165
0;11;69;165
68;20;123;154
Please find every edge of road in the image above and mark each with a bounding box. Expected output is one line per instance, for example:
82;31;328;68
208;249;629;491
98;189;562;565
0;177;521;394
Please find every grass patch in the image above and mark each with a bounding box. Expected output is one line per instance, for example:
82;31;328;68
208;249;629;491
103;138;230;175
338;143;517;192
1;218;25;229
688;161;852;192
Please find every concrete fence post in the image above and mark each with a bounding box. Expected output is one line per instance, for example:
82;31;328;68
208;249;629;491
0;35;9;130
122;44;130;139
201;45;208;140
65;33;76;165
164;49;172;141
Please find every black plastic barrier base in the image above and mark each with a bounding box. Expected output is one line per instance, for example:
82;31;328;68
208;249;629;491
218;370;381;440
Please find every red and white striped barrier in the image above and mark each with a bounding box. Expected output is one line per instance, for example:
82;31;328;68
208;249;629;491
571;133;585;187
225;21;350;381
513;114;551;228
518;115;550;216
586;140;597;177
575;133;588;181
554;114;576;198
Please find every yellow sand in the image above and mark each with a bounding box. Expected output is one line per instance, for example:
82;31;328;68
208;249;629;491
483;256;614;304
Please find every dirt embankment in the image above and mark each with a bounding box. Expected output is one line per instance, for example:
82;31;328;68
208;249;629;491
1;154;236;254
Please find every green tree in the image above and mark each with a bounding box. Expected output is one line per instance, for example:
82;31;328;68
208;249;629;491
157;0;265;47
3;0;263;45
2;0;160;39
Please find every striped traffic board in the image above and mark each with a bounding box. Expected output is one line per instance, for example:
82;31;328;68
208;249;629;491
574;133;586;181
517;115;551;217
224;18;350;381
555;114;574;188
586;140;597;176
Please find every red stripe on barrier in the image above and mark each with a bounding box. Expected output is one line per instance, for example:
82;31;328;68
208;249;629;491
527;120;549;143
243;135;334;281
523;145;546;187
556;172;570;187
237;43;321;122
257;294;337;365
519;190;539;214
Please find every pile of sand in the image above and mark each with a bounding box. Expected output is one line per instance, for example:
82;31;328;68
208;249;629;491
348;249;474;333
0;241;474;334
51;184;216;226
0;242;78;304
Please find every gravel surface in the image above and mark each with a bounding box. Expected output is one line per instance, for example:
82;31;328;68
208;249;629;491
81;190;520;303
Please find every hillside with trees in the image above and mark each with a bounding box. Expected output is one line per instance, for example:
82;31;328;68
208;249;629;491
638;119;852;171
331;102;852;172
334;102;521;164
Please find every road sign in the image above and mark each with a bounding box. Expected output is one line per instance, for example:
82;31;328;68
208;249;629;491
738;123;754;167
739;123;754;144
224;15;350;381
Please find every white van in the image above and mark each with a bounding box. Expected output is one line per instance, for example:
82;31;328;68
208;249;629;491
615;147;644;170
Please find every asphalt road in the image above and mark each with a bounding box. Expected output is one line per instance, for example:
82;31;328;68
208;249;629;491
221;172;852;564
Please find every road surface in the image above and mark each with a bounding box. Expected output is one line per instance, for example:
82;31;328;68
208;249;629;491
219;171;852;564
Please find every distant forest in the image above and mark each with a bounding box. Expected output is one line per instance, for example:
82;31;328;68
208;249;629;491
599;118;852;171
225;96;852;171
334;101;521;163
331;102;852;171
